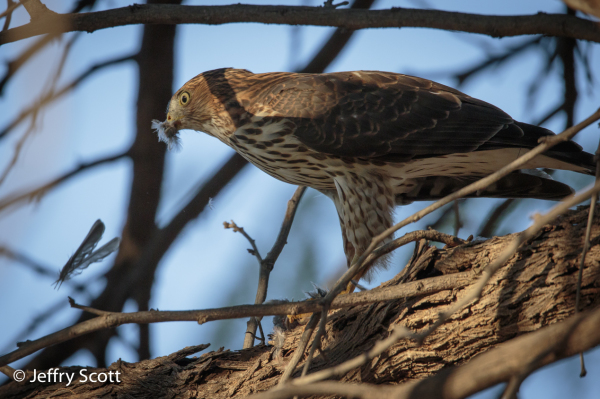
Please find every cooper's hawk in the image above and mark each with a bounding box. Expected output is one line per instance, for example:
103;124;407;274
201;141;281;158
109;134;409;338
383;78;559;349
153;68;593;282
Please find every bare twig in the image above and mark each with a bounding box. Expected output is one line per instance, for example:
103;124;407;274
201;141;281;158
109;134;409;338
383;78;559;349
478;198;516;237
283;229;465;376
224;220;263;263
0;246;57;279
1;0;19;31
68;297;112;316
263;187;307;268
243;186;306;349
278;312;321;386
0;1;97;92
2;5;600;45
0;0;19;21
1;293;90;355
0;33;80;186
0;53;137;141
0;111;38;187
301;304;329;377
361;230;466;272
535;103;565;126
454;37;543;86
501;340;563;399
452;200;461;236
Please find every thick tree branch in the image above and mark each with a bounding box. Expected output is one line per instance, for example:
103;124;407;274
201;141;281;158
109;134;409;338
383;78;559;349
251;307;600;399
1;5;600;45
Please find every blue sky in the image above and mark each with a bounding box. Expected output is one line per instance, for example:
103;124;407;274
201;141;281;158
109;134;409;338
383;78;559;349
1;1;599;397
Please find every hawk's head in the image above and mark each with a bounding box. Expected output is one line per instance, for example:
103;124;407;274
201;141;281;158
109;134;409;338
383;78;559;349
152;69;247;150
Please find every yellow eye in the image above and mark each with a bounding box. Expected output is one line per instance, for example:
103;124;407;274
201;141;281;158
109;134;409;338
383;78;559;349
180;91;190;106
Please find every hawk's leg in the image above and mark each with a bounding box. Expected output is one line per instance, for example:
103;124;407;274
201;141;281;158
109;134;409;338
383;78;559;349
330;172;395;291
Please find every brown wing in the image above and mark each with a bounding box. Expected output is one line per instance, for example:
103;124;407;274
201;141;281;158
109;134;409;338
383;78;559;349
249;71;573;162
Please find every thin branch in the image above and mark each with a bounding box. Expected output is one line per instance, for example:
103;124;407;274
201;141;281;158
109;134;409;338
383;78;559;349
0;246;57;279
262;187;307;271
454;37;543;86
224;220;263;263
0;265;475;368
1;292;88;355
477;198;516;237
68;296;112;316
302;304;329;378
2;5;600;45
500;340;562;399
1;0;19;31
279;231;466;376
0;52;137;141
0;150;129;214
0;33;80;187
574;139;600;377
278;312;321;386
557;7;578;129
0;113;38;187
0;0;98;93
452;200;461;236
0;364;18;380
243;186;306;349
0;0;20;21
535;103;564;126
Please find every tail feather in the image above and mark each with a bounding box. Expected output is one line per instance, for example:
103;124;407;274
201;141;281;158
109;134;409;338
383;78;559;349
395;171;575;204
516;122;594;174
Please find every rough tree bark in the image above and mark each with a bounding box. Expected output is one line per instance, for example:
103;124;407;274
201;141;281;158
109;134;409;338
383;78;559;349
2;205;599;398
